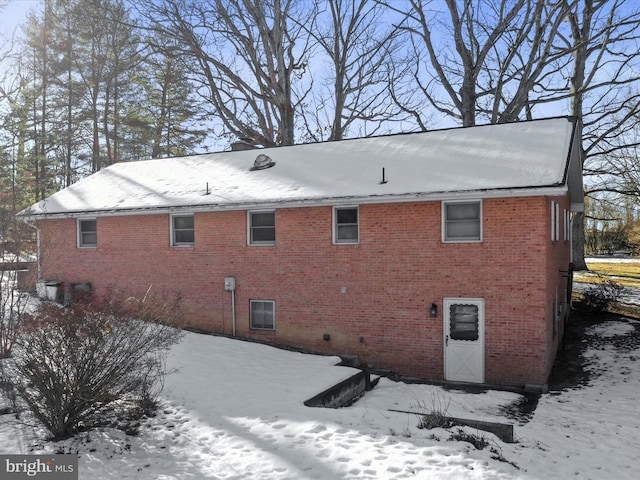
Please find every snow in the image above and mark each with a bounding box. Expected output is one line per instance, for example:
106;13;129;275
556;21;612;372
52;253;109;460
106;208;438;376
585;256;640;263
2;311;640;479
588;320;637;338
20;118;576;218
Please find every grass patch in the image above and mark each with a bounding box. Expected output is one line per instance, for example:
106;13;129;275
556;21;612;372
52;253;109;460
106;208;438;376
571;260;640;319
574;261;640;288
608;303;640;320
572;291;640;319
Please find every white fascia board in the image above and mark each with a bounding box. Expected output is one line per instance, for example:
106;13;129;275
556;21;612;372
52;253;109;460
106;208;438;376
20;185;569;221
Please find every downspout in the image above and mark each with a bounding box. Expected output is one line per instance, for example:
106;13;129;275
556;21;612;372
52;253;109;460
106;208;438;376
231;288;236;337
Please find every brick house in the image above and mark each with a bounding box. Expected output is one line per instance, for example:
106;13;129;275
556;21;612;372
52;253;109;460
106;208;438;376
19;117;583;390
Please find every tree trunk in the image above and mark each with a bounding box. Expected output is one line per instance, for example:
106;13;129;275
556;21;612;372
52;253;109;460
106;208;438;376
572;212;588;270
566;1;592;270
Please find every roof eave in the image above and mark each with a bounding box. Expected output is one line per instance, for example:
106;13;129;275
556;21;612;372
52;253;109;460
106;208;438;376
17;185;570;221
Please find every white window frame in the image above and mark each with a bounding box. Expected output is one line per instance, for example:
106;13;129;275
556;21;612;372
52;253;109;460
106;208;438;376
564;208;570;242
171;214;195;247
250;300;275;330
333;206;359;245
248;210;276;246
77;218;97;248
442;200;483;243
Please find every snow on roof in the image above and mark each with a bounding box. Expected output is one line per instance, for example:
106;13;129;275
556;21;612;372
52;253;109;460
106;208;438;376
20;117;578;218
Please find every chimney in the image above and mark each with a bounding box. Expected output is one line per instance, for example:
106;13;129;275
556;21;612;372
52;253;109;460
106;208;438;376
230;141;257;151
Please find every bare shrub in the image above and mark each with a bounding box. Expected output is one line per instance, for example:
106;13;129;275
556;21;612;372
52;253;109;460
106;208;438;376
448;428;489;450
1;291;183;440
0;271;30;358
582;276;624;312
414;391;455;430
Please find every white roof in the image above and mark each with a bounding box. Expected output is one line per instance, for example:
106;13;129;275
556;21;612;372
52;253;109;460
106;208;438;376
20;117;580;218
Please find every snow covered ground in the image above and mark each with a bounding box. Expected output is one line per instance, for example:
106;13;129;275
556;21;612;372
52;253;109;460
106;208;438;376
2;302;640;478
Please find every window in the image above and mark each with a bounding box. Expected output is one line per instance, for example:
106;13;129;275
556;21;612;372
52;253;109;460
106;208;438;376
172;214;194;246
78;218;97;248
334;206;359;244
443;201;482;242
249;211;275;245
250;300;275;330
449;303;479;341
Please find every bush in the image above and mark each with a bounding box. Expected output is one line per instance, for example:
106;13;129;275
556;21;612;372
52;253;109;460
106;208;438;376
1;291;183;440
582;277;624;312
0;273;30;358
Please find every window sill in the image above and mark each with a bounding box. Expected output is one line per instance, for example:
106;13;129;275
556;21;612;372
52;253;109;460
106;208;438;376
442;239;483;244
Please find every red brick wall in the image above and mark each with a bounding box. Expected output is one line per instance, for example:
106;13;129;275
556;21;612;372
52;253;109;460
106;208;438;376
544;195;573;382
37;194;572;387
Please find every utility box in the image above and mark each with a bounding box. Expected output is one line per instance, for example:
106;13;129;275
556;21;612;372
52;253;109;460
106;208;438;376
224;276;236;291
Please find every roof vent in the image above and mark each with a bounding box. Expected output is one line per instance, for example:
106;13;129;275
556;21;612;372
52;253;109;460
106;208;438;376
250;154;276;171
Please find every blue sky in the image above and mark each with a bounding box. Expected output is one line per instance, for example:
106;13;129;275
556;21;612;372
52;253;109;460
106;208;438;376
0;0;40;36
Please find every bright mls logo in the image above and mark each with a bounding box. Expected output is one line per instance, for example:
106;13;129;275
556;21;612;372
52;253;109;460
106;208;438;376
1;455;78;479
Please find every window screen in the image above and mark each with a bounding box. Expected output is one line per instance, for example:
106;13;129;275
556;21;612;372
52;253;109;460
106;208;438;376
444;201;481;242
335;207;359;243
172;215;194;245
250;211;275;244
449;303;479;341
250;300;275;330
78;219;97;247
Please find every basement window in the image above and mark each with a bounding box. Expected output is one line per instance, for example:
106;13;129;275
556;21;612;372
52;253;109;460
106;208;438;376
171;214;195;246
78;218;97;248
333;206;359;244
248;210;275;245
250;300;275;330
443;200;482;242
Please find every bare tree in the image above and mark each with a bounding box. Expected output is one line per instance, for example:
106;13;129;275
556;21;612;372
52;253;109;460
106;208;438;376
387;0;571;128
558;0;640;269
300;0;401;141
139;0;315;147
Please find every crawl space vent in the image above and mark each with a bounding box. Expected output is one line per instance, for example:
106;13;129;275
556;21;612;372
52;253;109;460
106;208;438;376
250;154;276;171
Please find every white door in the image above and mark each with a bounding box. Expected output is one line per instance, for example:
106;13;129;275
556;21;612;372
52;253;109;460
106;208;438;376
444;298;484;383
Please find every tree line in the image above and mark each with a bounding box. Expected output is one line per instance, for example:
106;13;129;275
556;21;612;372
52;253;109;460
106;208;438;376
585;194;640;256
1;0;639;266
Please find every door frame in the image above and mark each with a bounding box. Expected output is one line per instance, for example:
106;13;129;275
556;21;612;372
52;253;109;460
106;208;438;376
443;297;485;383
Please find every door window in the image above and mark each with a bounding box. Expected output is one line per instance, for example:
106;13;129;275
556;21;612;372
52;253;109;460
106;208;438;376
449;303;479;341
